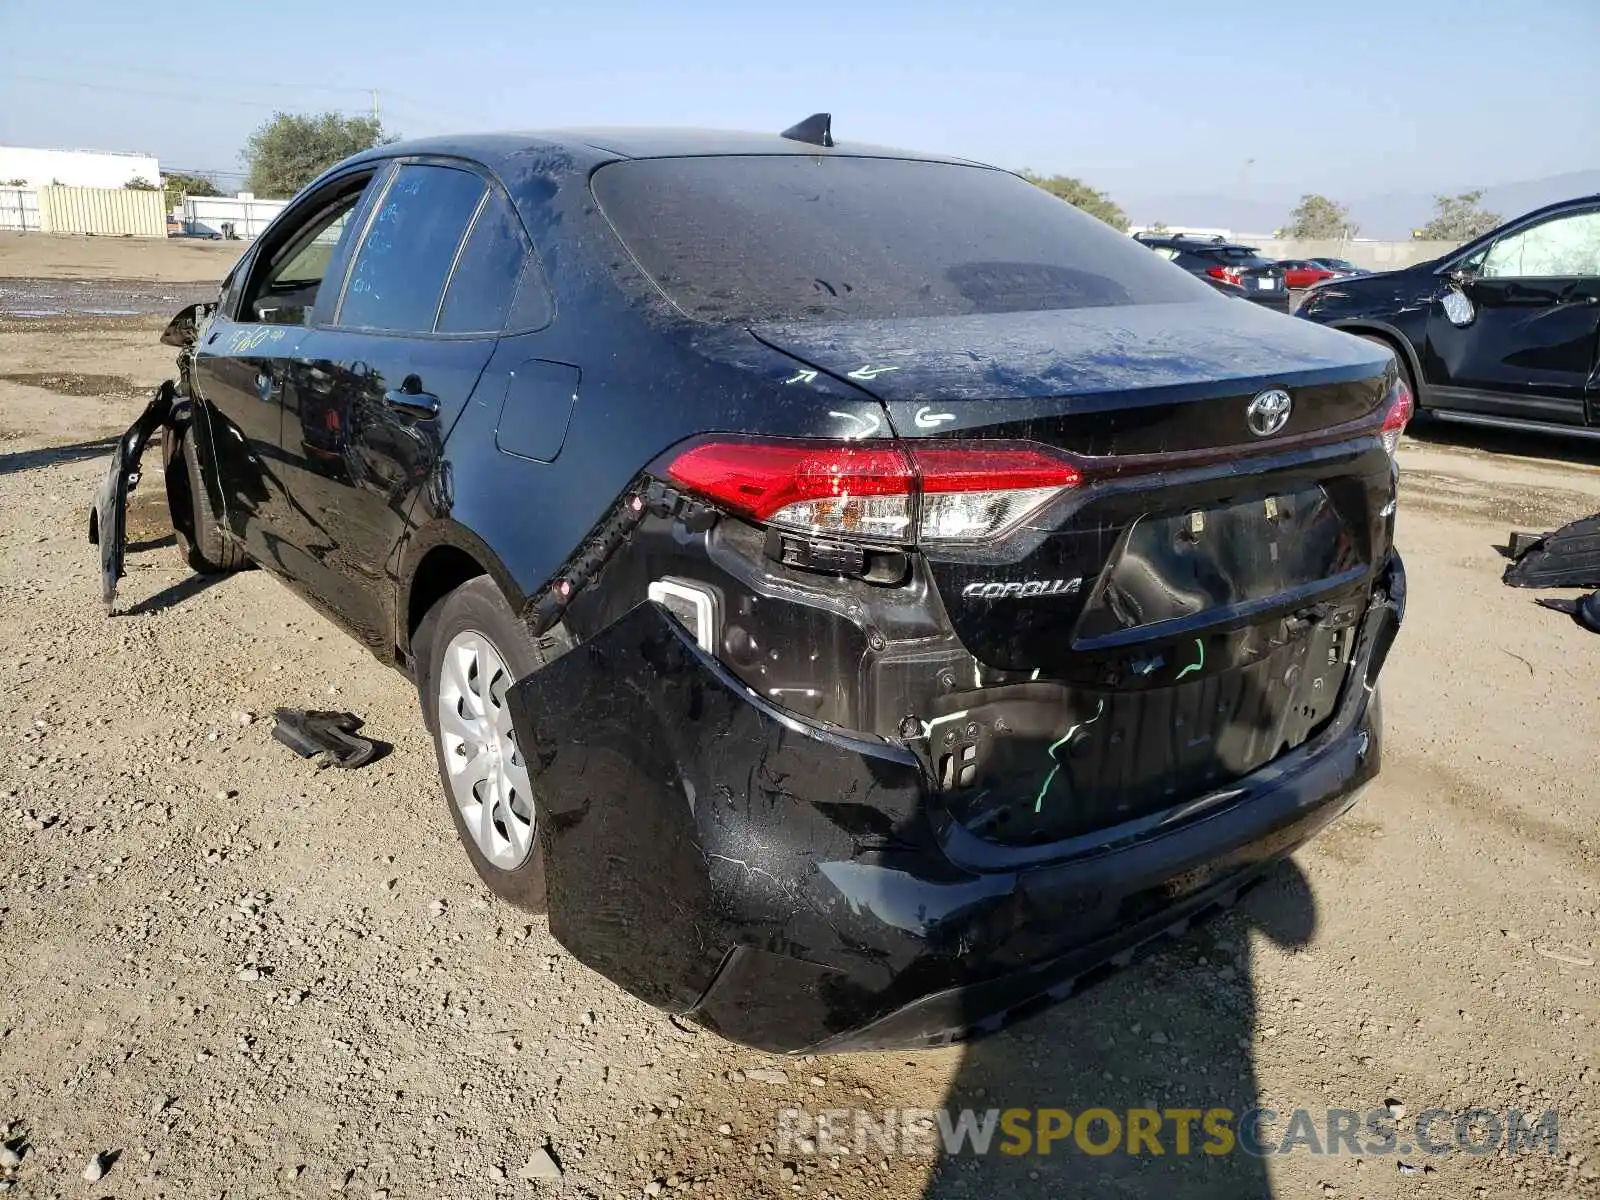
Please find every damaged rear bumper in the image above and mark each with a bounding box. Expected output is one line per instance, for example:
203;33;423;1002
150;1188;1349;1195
509;552;1404;1054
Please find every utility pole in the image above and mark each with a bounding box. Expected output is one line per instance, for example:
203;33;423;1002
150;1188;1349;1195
370;90;380;124
1235;157;1255;239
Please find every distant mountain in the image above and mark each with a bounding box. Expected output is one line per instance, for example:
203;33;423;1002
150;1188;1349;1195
1118;193;1287;235
1119;170;1600;240
1349;171;1600;238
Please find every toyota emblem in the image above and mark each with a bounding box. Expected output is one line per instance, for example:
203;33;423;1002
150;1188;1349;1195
1246;389;1292;437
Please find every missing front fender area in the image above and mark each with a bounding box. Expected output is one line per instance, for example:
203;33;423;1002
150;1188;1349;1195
89;380;177;613
506;601;933;1038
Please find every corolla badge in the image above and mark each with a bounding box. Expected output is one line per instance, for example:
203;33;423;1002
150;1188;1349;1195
962;578;1082;600
1246;388;1293;438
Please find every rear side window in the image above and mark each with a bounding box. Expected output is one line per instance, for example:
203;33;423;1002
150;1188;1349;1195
593;156;1205;324
438;189;533;333
338;163;486;333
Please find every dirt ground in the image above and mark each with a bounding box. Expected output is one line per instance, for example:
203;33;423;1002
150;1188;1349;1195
0;235;1596;1199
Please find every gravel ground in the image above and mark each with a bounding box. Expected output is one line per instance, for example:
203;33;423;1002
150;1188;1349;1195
0;236;1597;1200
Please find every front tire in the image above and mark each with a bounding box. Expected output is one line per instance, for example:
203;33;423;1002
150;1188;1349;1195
415;576;547;911
173;426;248;573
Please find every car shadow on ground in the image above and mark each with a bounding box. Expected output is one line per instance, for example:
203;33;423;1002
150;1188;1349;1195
118;571;227;617
922;859;1316;1199
126;532;177;553
0;435;117;477
1406;418;1600;470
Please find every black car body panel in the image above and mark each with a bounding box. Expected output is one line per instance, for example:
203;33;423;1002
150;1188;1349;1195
89;381;177;613
749;299;1378;407
1297;194;1600;438
510;552;1402;1052
91;127;1409;1051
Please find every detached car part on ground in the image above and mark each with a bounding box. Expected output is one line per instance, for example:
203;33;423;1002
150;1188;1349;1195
1297;193;1600;443
1502;513;1600;634
91;117;1409;1053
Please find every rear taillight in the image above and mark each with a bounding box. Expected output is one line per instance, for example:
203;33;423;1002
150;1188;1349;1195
664;441;914;540
1206;265;1242;286
1380;379;1414;456
665;439;1081;546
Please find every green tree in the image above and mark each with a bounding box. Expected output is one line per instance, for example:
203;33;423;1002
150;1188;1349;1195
1419;190;1502;241
1283;193;1357;240
242;112;393;198
124;176;158;190
1145;221;1171;234
162;172;222;210
1018;170;1128;230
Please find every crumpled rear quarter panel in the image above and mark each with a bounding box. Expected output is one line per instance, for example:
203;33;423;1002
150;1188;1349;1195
508;603;947;1019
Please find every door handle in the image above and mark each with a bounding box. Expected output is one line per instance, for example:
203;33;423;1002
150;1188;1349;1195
383;387;440;418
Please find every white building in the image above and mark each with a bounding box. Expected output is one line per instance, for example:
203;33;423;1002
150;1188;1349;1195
0;145;161;189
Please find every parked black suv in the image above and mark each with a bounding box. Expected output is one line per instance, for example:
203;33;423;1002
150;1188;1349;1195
93;121;1408;1053
1134;233;1292;311
1298;195;1600;440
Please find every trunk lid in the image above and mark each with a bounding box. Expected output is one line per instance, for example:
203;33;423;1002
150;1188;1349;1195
751;300;1388;451
1233;264;1286;294
752;302;1396;848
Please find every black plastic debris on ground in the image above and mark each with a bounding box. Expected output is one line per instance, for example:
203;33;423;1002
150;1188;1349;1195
270;709;382;769
1535;591;1600;634
1503;513;1600;589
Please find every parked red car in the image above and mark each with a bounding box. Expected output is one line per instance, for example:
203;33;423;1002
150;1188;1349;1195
1275;259;1336;289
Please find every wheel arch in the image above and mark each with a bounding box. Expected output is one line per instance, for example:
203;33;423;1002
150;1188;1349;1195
397;521;530;663
1329;318;1427;406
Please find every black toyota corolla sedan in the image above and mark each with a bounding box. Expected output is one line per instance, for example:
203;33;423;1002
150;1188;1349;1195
1297;194;1600;441
92;118;1408;1053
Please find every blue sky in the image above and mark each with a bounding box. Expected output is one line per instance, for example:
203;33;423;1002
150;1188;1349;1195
2;0;1596;223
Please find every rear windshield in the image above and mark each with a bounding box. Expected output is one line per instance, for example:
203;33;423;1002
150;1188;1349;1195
591;156;1205;324
1209;247;1276;267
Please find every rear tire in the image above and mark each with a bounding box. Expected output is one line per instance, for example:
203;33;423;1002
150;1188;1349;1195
416;576;548;912
175;428;248;573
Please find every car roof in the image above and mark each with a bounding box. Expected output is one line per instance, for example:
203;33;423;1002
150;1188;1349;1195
343;128;993;177
1137;234;1257;252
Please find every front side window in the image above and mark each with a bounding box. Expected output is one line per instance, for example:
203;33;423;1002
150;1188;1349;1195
1481;210;1600;279
338;163;488;333
593;156;1206;324
240;176;373;325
